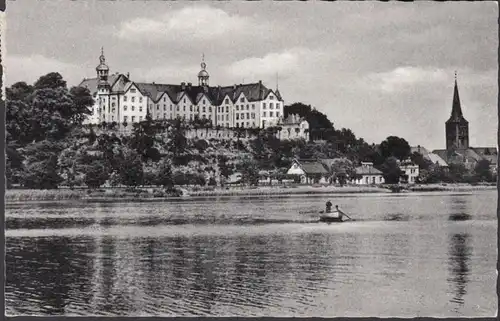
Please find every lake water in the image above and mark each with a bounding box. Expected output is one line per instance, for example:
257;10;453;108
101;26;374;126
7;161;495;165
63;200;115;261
5;190;498;317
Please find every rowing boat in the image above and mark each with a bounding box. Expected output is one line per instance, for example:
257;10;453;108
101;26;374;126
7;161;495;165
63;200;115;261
319;210;344;223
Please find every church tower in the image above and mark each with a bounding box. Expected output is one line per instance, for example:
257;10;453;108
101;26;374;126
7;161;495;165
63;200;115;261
96;47;110;123
198;54;209;86
445;72;469;150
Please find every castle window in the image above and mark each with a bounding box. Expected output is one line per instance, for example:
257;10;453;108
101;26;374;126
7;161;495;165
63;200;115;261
270;95;274;100
276;111;280;117
270;103;274;109
263;112;267;117
111;102;116;107
132;106;135;111
124;96;127;102
203;99;206;105
203;107;206;113
170;105;173;111
241;114;245;120
130;88;137;94
163;97;166;102
236;114;240;120
156;105;159;110
252;104;255;110
139;107;143;112
225;98;229;104
190;106;193;112
209;107;212;112
217;115;220;121
163;105;166;111
177;106;180;111
276;103;280;109
251;113;255;119
246;112;250;119
246;105;249;110
183;98;186;103
139;97;143;103
112;108;116;113
270;112;274;117
183;106;186;112
132;116;136;122
139;116;143;122
164;113;167;118
132;97;135;103
196;106;199;112
246;122;249;127
226;115;229;121
263;103;267;109
209;114;212;120
226;106;229;113
124;116;128;122
236;105;239;111
240;97;244;103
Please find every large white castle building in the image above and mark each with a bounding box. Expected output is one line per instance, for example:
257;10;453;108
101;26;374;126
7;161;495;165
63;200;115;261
80;49;287;130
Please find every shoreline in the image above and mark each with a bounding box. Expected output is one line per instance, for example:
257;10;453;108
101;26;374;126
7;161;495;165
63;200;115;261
5;183;496;203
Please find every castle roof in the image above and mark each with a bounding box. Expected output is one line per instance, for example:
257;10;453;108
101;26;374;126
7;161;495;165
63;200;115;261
79;74;280;106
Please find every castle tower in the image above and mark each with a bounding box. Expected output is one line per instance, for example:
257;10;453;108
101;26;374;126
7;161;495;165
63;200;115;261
96;48;110;123
445;72;469;150
198;53;209;86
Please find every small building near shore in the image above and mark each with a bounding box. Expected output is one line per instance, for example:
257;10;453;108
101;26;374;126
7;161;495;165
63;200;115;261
352;162;384;185
286;159;329;184
399;159;419;184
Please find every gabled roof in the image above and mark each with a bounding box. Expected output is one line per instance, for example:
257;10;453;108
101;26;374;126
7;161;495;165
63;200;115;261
78;77;273;106
355;164;383;175
79;74;121;94
427;153;449;167
293;159;329;175
411;145;430;156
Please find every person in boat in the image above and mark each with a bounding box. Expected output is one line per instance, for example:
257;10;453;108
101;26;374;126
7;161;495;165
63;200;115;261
325;201;333;213
335;205;345;219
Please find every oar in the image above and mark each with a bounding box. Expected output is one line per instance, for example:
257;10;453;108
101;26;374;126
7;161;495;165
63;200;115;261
341;211;353;221
299;210;323;214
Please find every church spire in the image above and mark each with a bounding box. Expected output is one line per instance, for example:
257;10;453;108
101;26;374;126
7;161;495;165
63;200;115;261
449;71;464;121
198;53;209;86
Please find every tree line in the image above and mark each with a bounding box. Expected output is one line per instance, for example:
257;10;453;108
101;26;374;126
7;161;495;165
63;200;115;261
6;72;496;190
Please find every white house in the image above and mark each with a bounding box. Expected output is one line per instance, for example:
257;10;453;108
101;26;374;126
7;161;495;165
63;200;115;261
277;114;309;141
399;160;419;184
352;162;385;185
286;159;329;184
80;50;284;129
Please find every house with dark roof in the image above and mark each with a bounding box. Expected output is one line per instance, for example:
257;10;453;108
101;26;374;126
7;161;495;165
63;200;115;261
352;162;385;185
80;49;285;130
286;159;330;184
431;73;497;173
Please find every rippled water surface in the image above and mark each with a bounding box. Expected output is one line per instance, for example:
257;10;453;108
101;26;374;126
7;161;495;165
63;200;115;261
5;190;497;316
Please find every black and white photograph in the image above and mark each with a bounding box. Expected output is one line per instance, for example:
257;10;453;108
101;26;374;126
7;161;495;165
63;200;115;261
4;1;498;317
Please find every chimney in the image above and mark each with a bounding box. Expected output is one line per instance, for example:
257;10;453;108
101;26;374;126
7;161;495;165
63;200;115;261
126;72;130;78
181;82;186;90
187;82;192;89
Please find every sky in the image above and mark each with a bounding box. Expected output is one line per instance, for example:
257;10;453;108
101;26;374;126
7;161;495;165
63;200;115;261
5;1;498;150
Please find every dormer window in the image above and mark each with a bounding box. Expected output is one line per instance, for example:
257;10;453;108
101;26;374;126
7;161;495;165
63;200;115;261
240;97;244;103
130;88;136;94
183;98;186;103
225;98;229;104
203;99;206;105
270;95;274;100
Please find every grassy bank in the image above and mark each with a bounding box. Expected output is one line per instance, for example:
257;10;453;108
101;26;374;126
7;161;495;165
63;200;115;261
5;183;495;202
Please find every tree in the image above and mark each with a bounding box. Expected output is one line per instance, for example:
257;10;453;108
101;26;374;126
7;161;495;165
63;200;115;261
19;140;64;189
83;160;110;189
473;159;493;182
239;158;260;186
34;72;67;90
380;156;402;184
379;136;411;161
410;152;433;171
329;158;355;186
155;159;173;187
118;148;144;187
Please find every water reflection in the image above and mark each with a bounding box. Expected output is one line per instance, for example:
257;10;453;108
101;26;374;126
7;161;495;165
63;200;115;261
5;191;497;316
447;196;471;221
447;233;471;310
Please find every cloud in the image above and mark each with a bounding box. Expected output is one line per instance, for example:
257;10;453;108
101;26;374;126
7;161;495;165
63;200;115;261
116;6;259;43
5;54;86;86
362;66;449;93
225;48;328;81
